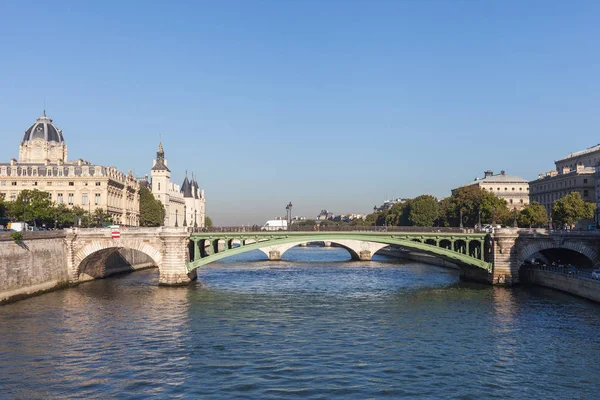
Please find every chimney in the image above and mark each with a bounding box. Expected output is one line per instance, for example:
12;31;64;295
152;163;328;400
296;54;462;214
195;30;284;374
562;166;570;174
500;170;506;175
577;164;584;172
484;170;494;178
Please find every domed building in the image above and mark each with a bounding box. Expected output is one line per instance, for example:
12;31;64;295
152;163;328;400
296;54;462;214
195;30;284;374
0;112;140;226
19;111;68;164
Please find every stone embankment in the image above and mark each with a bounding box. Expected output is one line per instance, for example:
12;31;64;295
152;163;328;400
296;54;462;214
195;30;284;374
521;266;600;303
0;231;156;304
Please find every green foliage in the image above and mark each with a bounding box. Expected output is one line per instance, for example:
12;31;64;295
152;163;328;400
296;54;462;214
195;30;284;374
139;186;163;227
10;231;23;243
441;186;509;227
518;202;549;228
552;192;595;227
205;216;213;228
409;195;440;226
5;189;53;226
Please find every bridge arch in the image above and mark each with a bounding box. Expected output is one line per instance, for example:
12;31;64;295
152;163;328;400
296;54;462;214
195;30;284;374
187;233;491;273
517;241;600;268
73;239;163;282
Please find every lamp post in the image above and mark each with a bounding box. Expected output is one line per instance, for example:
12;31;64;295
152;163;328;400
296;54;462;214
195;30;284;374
478;209;482;229
513;207;518;228
459;208;464;229
286;202;293;230
373;206;377;227
491;207;496;226
22;195;28;223
175;209;178;228
183;205;187;227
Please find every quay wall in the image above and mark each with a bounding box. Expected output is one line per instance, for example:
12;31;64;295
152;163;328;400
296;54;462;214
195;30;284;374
521;268;600;303
1;231;158;304
0;231;69;304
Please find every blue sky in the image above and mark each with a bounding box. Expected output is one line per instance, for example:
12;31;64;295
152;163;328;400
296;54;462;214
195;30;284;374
1;1;599;225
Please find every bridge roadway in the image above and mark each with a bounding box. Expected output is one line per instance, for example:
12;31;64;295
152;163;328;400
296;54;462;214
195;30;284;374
64;227;600;287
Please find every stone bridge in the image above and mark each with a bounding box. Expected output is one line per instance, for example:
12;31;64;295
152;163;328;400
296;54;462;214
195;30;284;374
62;227;600;287
65;227;194;286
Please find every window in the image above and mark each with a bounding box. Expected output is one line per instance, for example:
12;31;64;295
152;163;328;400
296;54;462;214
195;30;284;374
95;182;101;186
584;179;588;184
584;190;589;197
47;182;52;186
69;182;74;186
512;187;515;191
33;182;38;186
47;169;52;176
95;193;101;205
11;182;16;186
509;199;513;204
68;193;74;205
82;193;88;205
57;193;63;204
158;182;161;191
520;199;524;204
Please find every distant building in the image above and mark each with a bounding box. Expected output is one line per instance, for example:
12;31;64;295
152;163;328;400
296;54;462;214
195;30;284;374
454;170;529;210
148;142;205;227
0;112;139;225
530;145;597;215
317;209;333;220
375;198;409;212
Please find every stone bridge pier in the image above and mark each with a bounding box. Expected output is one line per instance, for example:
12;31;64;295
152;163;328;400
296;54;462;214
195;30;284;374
65;227;194;286
490;228;600;286
258;239;389;261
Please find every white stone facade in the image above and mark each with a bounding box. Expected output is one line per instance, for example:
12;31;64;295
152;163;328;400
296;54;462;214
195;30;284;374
0;112;140;226
454;170;530;210
148;143;205;228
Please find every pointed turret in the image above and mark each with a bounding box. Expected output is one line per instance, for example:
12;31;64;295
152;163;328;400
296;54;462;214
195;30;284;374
151;141;170;172
181;171;193;198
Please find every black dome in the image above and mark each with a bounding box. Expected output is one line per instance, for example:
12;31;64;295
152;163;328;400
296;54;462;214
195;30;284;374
22;111;64;144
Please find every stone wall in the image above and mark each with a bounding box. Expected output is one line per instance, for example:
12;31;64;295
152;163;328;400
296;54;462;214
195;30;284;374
521;268;600;303
0;231;69;304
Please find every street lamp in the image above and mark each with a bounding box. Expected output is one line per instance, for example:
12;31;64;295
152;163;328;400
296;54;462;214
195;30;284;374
183;205;187;227
286;202;293;229
22;195;28;223
373;206;377;227
459;208;464;229
478;209;482;229
513;207;518;228
491;207;496;226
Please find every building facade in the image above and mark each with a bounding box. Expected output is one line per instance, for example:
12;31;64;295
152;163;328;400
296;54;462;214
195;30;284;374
0;112;140;225
454;170;530;210
148;142;205;228
529;145;598;215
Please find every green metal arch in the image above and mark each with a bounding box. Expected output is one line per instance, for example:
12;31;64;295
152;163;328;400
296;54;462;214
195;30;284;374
186;233;490;272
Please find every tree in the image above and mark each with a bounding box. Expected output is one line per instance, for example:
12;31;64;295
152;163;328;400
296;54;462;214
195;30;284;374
409;195;439;226
441;186;509;227
518;202;548;228
139;186;164;227
205;216;213;228
6;189;53;226
552;192;595;228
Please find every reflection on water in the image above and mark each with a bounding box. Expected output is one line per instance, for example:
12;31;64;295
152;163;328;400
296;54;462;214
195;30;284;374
1;247;600;399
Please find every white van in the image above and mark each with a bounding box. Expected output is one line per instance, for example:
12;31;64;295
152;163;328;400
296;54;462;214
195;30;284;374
8;222;29;232
261;220;288;231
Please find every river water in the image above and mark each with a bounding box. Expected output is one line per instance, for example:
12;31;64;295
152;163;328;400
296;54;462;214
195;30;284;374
1;247;600;399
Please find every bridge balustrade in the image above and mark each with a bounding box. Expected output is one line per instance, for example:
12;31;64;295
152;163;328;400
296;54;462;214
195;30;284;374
191;226;470;233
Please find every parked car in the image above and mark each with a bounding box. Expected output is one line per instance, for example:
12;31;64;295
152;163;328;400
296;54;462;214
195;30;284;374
567;265;578;275
591;270;600;279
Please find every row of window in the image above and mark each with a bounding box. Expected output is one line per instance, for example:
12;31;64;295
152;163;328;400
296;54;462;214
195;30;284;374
532;178;589;193
483;186;528;192
0;181;102;187
0;167;102;177
0;192;101;205
56;193;101;206
532;190;590;204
